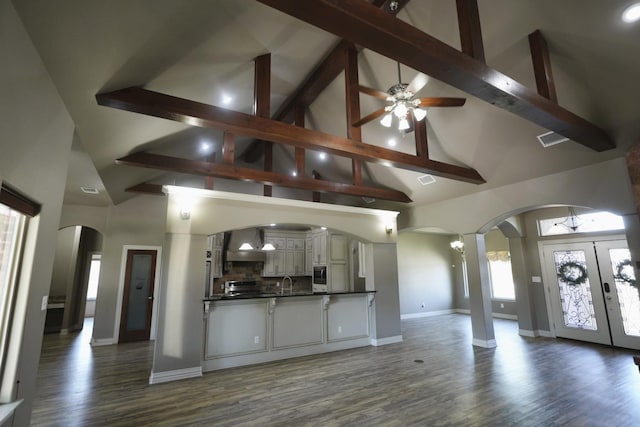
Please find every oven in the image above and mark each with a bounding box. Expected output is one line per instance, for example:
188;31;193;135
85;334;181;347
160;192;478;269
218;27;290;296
224;280;260;297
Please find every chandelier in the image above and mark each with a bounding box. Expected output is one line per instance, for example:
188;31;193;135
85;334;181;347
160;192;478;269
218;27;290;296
380;63;427;131
554;207;583;232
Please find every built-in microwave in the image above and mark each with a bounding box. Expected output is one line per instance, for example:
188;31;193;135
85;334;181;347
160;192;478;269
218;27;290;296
313;265;327;285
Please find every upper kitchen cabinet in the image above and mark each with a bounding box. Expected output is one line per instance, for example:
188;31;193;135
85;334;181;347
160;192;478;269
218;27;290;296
207;233;224;278
263;230;309;277
311;229;328;265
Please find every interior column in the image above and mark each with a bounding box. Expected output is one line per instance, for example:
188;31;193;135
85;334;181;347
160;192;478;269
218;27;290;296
463;233;496;347
508;236;536;335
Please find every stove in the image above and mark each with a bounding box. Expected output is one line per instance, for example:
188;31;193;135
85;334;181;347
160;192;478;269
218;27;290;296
224;280;260;297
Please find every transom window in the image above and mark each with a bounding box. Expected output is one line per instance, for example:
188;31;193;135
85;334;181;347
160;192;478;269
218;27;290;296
538;211;624;237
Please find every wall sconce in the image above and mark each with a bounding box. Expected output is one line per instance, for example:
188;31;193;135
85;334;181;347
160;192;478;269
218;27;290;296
385;224;393;234
450;240;464;255
179;208;191;220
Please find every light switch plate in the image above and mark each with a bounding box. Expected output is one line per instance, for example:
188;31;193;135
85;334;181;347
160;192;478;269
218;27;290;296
531;276;542;283
41;295;48;311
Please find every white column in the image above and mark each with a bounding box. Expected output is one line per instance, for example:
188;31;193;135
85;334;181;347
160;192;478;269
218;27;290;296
463;233;496;348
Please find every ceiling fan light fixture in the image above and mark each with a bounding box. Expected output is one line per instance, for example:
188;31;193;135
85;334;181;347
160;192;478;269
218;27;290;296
398;118;410;130
413;107;427;121
380;113;393;127
393;102;408;119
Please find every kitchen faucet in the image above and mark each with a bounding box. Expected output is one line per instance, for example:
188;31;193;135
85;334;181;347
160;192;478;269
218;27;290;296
282;275;293;295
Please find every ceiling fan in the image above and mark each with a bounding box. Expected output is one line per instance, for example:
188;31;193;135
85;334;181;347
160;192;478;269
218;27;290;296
353;62;466;131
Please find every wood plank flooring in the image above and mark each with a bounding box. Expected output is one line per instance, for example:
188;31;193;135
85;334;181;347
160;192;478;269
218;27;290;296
32;315;640;426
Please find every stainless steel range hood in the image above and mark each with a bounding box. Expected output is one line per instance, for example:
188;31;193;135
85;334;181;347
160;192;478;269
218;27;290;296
225;228;266;262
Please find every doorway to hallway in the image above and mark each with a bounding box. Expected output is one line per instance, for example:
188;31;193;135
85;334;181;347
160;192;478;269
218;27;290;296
541;238;640;350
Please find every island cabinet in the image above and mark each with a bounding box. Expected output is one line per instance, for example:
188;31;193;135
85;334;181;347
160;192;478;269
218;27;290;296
262;231;308;277
203;292;375;372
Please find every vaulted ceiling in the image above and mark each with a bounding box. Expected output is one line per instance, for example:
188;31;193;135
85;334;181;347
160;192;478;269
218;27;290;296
12;0;640;210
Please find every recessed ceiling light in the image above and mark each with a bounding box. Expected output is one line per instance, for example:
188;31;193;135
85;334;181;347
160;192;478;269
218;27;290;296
622;3;640;22
221;94;233;105
320;226;327;230
318;152;327;161
292;170;298;177
200;141;212;153
80;186;99;194
270;223;276;227
387;138;396;147
382;161;392;167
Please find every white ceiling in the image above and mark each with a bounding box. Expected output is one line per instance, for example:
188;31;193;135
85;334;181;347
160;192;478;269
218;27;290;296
12;0;640;209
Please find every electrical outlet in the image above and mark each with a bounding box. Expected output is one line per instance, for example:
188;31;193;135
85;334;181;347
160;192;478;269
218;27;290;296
500;303;504;308
254;336;260;344
421;302;425;308
41;295;48;311
338;326;342;333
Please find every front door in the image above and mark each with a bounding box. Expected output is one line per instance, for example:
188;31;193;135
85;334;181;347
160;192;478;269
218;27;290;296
119;249;157;342
542;239;640;350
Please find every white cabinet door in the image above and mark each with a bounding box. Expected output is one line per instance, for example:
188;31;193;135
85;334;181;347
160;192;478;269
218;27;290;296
285;251;305;276
329;263;348;293
312;231;327;265
264;251;285;276
305;237;313;276
330;234;347;262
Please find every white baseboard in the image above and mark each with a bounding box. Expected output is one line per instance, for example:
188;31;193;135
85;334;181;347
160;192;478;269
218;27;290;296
455;309;517;320
401;309;456;320
493;313;518;320
472;338;497;348
518;329;553;337
149;366;202;385
90;337;116;346
370;335;403;346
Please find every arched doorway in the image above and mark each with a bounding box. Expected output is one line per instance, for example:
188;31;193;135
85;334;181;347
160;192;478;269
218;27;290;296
46;225;103;335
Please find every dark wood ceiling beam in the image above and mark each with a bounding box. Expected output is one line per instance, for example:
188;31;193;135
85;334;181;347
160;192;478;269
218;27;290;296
96;87;485;184
345;44;363;187
257;0;614;152
255;54;273;197
240;0;410;163
117;152;412;203
222;132;235;165
125;182;165;195
528;30;557;103
414;117;429;159
456;0;485;62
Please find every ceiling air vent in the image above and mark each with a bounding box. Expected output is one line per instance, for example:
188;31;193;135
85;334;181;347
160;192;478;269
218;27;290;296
537;131;569;148
80;187;99;194
362;197;376;204
417;174;436;186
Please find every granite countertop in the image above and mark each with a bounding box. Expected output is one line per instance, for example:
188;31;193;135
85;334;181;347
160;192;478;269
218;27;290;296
204;290;375;301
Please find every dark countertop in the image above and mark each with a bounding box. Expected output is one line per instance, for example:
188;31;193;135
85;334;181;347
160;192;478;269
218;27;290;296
204;290;375;302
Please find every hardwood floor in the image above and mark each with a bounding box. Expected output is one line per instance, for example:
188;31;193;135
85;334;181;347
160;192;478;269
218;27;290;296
33;315;640;426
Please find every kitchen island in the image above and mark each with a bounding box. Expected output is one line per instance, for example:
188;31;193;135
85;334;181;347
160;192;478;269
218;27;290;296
202;291;375;371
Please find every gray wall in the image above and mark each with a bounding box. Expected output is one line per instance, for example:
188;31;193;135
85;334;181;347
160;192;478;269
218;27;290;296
0;1;74;424
397;232;455;315
369;244;402;339
50;227;80;297
92;196;167;342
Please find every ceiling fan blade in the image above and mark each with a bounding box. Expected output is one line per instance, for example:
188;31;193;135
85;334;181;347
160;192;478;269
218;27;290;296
358;85;390;100
416;97;466;107
406;72;429;94
352;108;387;127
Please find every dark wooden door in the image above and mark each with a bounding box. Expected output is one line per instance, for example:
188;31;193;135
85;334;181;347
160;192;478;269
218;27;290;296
119;249;157;342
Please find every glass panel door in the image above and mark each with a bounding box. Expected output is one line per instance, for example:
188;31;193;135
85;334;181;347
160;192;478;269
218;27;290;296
595;240;640;350
542;242;611;346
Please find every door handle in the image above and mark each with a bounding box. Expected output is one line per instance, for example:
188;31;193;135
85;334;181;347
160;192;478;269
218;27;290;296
603;282;611;293
148;296;153;300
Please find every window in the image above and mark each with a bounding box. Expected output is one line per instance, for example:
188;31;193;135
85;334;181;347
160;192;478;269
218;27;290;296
0;204;27;377
86;254;101;300
538;211;624;236
487;251;515;300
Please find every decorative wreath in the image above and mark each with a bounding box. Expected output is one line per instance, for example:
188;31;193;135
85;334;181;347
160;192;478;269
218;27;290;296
614;259;637;289
557;261;588;286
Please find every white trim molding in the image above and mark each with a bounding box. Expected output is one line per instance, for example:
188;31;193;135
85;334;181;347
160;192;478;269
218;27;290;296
90;337;116;346
401;309;456;320
370;335;403;346
519;329;553;338
149;366;202;385
0;400;22;425
472;338;497;348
